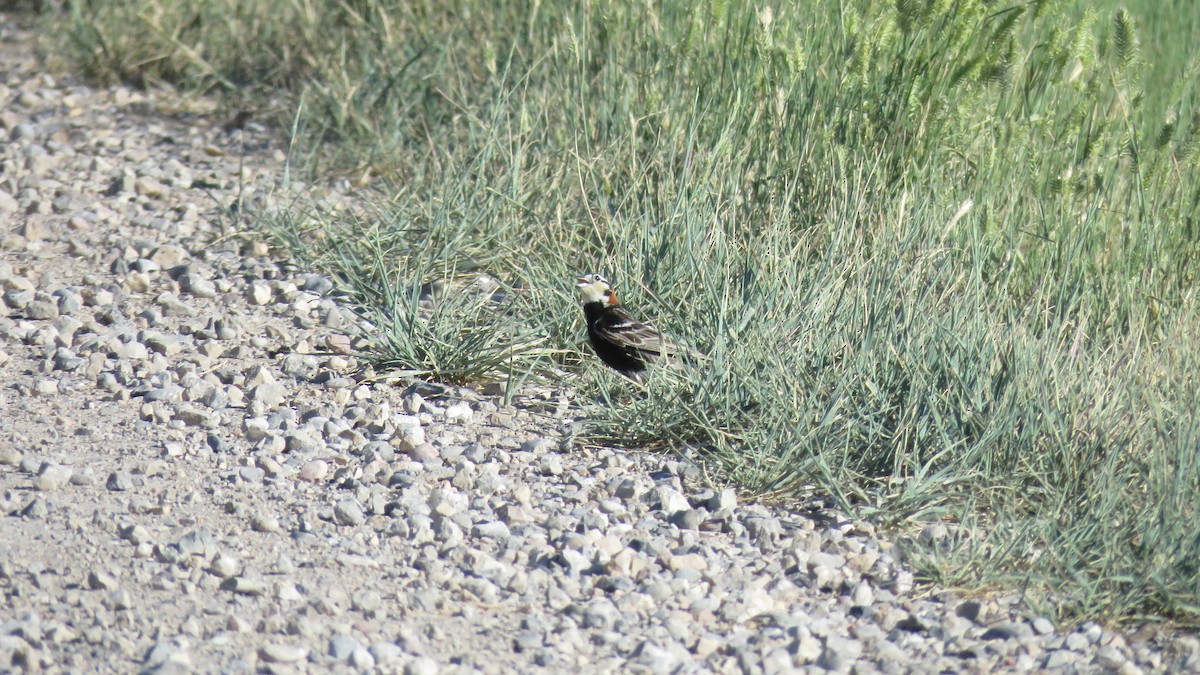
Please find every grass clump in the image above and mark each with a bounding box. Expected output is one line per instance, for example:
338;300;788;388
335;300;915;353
48;0;1200;623
271;204;553;385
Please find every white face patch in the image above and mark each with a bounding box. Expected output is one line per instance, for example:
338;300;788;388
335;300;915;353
576;273;612;304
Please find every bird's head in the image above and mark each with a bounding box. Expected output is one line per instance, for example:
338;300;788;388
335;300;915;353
576;273;618;306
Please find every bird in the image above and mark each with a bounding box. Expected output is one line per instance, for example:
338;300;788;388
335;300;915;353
576;273;678;382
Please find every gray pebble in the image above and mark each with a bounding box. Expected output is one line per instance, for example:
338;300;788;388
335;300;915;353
472;521;512;540
650;486;690;515
350;648;376;670
247;282;273;305
444;401;472;421
51;347;83;371
820;635;864;670
0;447;23;465
3;289;34;310
405;656;440;675
281;353;319;379
1045;650;1075;668
259;644;307;663
237;466;265;483
407;443;438;460
632;640;682;673
250;513;281;532
1032;617;1056;635
34;463;74;491
1066;631;1091;650
197;386;228;410
538;454;563;476
369;641;404;665
105;588;133;610
10;123;37;141
143;641;192;672
352;590;383;615
242;417;269;441
131;258;162;274
209;555;240;578
329;635;361;661
87;569;119;590
520;438;555;455
21;497;49;518
251;382;287;408
142;332;191;356
120;525;152;544
334;500;366;526
982;622;1029;641
106;471;134;491
300;274;334;294
143;384;184;403
222;577;268;596
514;632;542;652
25;300;59;320
135;176;167;199
669;509;701;530
176;527;214;557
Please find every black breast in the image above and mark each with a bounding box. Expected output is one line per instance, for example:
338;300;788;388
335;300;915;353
583;302;647;376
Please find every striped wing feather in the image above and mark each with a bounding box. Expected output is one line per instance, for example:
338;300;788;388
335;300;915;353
594;307;676;359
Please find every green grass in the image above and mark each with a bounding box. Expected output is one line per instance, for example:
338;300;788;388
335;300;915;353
45;0;1200;624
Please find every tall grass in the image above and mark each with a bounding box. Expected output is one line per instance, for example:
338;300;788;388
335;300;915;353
50;0;1200;623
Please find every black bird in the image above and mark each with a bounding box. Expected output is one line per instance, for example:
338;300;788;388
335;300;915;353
577;273;678;382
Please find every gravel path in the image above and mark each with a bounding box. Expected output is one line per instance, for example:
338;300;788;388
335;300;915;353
1;13;1196;674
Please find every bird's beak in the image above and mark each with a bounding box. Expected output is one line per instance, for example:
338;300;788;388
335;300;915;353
576;276;590;286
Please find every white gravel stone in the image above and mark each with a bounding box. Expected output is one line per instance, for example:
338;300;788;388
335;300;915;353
106;470;134;491
250;382;287;408
224;577;268;595
405;656;439;675
259;644;307;663
299;459;329;481
329;635;360;661
33;463;73;491
88;570;119;590
665;553;706;573
369;641;404;665
106;588;133;610
444;401;472;421
178;272;215;298
0;447;23;465
650;486;690;514
397;423;426;451
334;499;367;526
209;555;240;578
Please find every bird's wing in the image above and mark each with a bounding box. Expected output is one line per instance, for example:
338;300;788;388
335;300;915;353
595;308;676;357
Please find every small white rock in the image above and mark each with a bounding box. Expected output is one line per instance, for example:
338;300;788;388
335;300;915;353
444;401;472;422
209;554;240;578
247;282;273;305
259;644;307;663
299;460;328;482
34;463;73;491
